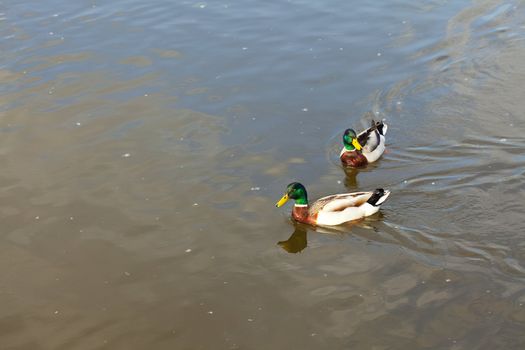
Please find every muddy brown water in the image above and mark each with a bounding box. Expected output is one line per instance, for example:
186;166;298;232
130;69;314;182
1;0;525;349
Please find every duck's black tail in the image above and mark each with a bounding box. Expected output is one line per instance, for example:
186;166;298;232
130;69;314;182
371;120;387;136
367;188;391;206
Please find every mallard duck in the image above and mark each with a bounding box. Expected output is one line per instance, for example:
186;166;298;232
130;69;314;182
275;182;390;226
340;120;388;168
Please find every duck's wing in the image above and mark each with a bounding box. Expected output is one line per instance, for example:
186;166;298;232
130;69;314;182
310;188;391;226
312;192;372;226
311;192;371;214
314;189;390;226
357;120;386;151
362;135;385;162
356;120;388;157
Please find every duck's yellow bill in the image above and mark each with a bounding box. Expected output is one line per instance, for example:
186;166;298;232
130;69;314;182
352;138;362;151
276;194;289;207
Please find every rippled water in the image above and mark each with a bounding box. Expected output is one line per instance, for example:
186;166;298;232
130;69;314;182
2;0;525;348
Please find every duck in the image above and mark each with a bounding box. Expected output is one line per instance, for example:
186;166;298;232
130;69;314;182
340;120;388;168
275;182;390;226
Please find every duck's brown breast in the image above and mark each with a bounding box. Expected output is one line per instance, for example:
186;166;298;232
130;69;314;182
340;151;368;168
292;206;317;225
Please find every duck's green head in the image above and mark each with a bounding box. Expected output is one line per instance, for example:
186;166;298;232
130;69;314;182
343;129;363;151
276;182;308;207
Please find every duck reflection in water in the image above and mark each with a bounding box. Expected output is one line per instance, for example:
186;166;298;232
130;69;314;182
343;167;359;189
278;224;308;253
278;217;383;254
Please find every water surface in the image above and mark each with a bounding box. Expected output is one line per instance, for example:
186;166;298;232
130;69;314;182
2;0;525;348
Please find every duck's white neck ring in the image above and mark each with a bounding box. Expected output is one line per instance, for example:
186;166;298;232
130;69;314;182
340;148;356;156
294;204;308;207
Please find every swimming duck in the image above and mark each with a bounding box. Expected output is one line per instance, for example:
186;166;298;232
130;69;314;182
340;120;388;168
275;182;390;226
